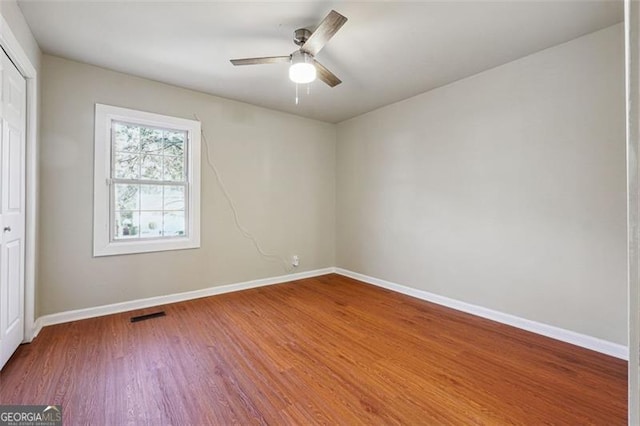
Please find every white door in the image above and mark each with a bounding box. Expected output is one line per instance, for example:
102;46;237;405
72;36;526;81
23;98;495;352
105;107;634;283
0;48;26;370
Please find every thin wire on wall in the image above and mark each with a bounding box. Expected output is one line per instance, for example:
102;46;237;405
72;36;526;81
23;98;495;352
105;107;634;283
195;114;294;274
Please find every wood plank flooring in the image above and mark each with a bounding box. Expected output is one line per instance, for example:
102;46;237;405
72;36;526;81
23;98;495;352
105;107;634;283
0;274;627;424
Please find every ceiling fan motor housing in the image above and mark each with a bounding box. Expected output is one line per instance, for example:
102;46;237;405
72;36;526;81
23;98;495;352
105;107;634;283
294;28;312;46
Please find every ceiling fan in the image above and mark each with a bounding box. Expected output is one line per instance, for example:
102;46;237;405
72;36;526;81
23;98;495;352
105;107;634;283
230;10;347;87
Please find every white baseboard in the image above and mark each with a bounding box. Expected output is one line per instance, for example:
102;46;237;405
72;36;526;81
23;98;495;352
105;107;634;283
31;266;628;361
334;268;628;360
32;267;335;338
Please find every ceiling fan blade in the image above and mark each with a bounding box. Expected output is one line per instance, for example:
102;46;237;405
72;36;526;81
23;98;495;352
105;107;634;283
314;60;341;87
301;10;347;56
230;56;290;66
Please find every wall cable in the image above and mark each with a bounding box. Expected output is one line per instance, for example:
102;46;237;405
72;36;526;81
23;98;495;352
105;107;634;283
195;114;294;274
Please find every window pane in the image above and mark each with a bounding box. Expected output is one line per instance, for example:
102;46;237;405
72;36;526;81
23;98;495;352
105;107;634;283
164;186;185;210
140;127;163;154
140;185;163;210
114;211;139;239
114;122;139;153
141;154;163;180
140;211;164;238
114;184;139;211
114;153;140;179
163;155;185;181
164;211;185;237
164;130;185;156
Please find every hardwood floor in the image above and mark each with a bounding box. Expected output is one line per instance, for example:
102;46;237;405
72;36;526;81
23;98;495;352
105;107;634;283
0;274;627;424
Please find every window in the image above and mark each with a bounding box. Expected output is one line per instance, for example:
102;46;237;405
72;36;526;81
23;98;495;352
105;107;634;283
93;104;200;256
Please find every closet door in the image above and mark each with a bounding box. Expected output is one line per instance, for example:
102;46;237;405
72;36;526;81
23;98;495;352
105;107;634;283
0;47;26;370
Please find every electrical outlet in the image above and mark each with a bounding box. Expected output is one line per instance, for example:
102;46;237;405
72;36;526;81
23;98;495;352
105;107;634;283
292;255;300;267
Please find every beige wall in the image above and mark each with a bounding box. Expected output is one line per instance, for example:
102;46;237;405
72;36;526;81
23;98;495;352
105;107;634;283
39;55;335;316
336;24;627;344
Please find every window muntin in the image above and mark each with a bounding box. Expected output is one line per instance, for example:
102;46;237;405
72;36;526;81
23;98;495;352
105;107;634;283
110;121;188;241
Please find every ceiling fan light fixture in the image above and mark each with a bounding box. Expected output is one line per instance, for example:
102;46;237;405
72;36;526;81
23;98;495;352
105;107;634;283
289;51;316;84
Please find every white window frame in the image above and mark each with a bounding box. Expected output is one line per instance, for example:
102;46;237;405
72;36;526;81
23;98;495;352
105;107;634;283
93;104;201;256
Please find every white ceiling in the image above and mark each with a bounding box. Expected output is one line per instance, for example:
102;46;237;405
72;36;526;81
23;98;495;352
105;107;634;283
19;1;623;123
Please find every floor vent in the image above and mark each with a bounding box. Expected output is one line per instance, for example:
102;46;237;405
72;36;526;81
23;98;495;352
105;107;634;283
130;311;166;323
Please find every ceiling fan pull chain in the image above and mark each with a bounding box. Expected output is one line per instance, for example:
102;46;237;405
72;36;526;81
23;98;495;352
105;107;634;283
295;83;299;105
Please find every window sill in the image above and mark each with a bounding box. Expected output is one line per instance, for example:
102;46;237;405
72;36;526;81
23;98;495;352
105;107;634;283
93;237;200;257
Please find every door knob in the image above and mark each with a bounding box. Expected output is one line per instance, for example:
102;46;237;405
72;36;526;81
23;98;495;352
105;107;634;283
3;226;10;232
